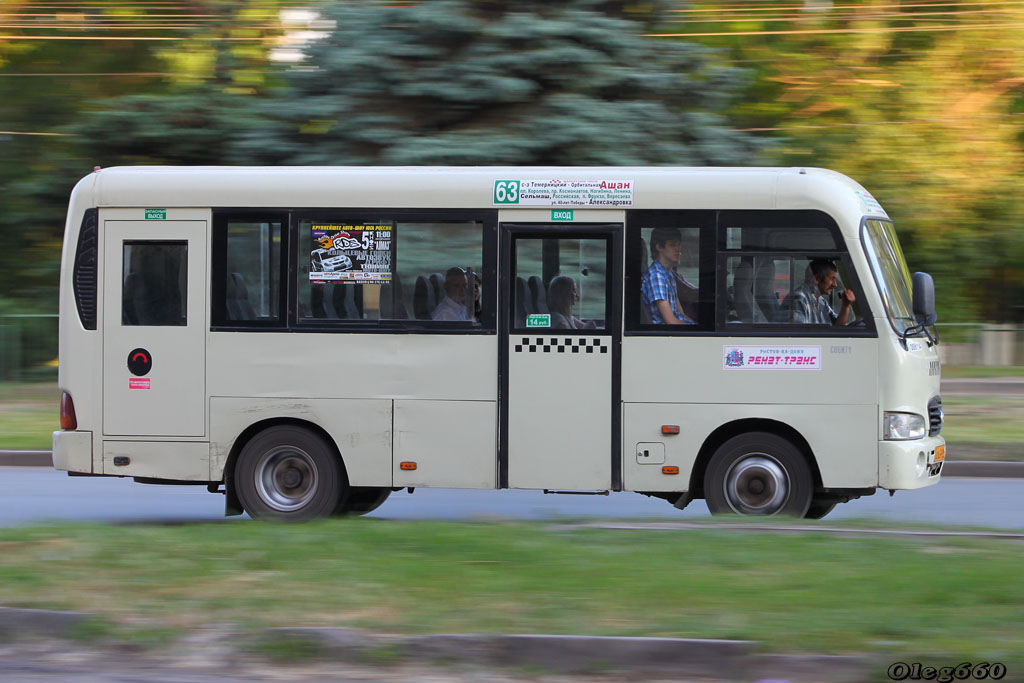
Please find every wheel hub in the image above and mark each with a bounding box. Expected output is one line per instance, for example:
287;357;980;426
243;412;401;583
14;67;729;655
280;468;302;489
254;447;319;512
723;454;789;515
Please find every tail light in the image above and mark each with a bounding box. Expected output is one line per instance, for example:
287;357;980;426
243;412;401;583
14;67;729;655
60;391;77;430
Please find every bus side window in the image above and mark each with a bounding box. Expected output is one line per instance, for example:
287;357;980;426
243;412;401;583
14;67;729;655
122;241;187;327
213;218;284;326
297;218;484;326
625;211;714;331
717;210;869;331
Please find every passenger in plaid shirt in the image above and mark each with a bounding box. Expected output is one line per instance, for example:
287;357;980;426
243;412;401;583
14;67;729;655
641;227;695;325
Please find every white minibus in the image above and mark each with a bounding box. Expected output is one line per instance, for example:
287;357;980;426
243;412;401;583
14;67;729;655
53;167;945;520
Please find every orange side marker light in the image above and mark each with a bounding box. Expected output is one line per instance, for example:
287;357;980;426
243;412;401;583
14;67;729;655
662;466;679;475
661;425;680;435
400;461;417;471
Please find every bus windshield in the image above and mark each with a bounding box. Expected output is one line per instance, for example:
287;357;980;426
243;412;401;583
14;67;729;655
862;218;915;335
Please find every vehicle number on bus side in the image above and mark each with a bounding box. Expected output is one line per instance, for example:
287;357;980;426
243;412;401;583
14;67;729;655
494;180;520;204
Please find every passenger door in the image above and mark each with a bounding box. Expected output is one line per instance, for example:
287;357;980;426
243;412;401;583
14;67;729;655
500;225;622;490
102;220;207;438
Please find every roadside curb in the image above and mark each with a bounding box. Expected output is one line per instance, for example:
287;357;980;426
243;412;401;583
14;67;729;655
0;451;51;468
942;461;1024;478
4;451;1024;478
260;627;876;680
0;607;890;680
0;606;90;639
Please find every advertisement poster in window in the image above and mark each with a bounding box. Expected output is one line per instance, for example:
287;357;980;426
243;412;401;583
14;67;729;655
309;223;394;285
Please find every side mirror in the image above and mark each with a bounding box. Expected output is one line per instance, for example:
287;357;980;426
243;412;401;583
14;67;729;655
912;272;937;325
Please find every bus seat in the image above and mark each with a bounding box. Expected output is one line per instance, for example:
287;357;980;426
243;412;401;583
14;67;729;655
393;275;408;319
429;272;445;304
231;273;256;320
332;283;363;319
733;260;754;323
122;272;142;325
528;276;549;314
413;275;435;320
310;284;329;318
224;273;241;320
754;261;782;323
381;275;408;319
178;254;188;322
515;276;529;326
124;270;180;325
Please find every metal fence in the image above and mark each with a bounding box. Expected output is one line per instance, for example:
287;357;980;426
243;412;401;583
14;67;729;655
935;323;1023;367
0;314;58;381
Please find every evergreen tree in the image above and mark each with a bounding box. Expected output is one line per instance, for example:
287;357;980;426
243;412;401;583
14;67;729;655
232;0;764;166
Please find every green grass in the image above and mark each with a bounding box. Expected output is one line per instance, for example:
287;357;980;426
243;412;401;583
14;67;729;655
0;520;1021;664
942;395;1024;460
0;381;57;450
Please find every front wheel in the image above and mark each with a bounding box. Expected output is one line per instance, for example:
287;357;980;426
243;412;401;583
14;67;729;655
704;432;813;517
235;426;346;522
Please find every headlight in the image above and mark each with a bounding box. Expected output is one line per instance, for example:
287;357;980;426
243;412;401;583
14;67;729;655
883;412;926;440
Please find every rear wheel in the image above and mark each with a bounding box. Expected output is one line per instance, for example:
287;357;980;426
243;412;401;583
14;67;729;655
235;426;346;522
704;432;813;517
335;487;391;516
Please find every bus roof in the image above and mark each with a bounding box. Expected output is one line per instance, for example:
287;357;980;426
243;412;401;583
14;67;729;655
72;166;885;222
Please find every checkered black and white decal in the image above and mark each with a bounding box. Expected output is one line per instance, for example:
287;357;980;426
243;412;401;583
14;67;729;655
514;337;608;354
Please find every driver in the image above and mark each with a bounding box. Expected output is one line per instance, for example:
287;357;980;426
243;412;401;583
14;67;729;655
790;258;856;325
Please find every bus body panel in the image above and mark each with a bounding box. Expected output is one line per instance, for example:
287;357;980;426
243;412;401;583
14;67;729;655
622;402;878;492
206;333;497;401
101;220;208;439
506;335;613;491
621;337;879;406
210;397;393;486
57;175;102;473
102;441;210;481
89;166;784;212
52;430;92;473
393;399;496;489
879;438;945;489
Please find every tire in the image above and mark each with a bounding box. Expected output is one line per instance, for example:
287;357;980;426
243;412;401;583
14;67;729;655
804;499;837;520
704;432;813;517
335;487;391;516
234;426;346;522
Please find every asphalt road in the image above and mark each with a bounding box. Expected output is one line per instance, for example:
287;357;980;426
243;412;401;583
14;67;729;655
2;467;1022;530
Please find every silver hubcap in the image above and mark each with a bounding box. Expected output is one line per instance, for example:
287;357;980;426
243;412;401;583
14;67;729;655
723;453;789;515
254;446;319;512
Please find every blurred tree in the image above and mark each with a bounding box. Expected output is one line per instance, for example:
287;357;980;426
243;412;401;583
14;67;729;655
0;3;168;311
227;0;764;166
0;1;291;312
673;1;1024;323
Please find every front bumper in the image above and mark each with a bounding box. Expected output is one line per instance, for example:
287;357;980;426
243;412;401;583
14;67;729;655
52;430;92;473
878;436;945;490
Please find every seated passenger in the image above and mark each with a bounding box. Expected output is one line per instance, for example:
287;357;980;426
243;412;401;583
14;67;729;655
641;227;695;325
790;258;856;325
548;275;596;330
472;272;482;323
431;267;471;321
